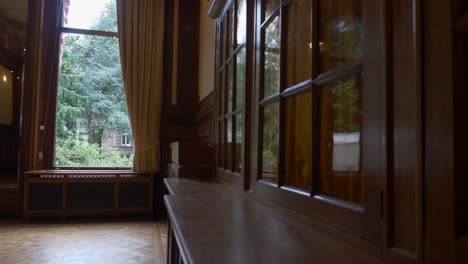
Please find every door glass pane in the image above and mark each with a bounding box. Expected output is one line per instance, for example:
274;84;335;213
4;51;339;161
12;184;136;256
227;62;233;113
227;118;233;171
263;16;281;98
235;113;243;173
285;0;312;88
237;0;247;45
263;0;280;22
319;0;363;73
236;48;246;110
285;91;312;191
261;103;279;183
319;75;362;203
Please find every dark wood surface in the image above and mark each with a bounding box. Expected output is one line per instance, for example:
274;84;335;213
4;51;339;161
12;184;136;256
23;170;154;220
164;178;380;264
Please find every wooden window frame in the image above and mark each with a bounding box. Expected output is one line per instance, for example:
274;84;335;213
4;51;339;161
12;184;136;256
215;0;250;182
51;1;131;170
251;0;386;244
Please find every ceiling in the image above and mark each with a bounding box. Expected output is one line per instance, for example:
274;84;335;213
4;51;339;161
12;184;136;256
0;0;28;63
0;0;28;23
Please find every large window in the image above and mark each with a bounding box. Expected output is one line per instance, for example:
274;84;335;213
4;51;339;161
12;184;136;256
254;0;383;241
54;0;133;167
258;0;363;199
216;0;247;175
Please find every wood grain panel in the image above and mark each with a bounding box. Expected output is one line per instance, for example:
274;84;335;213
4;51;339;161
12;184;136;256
387;0;423;262
423;0;455;262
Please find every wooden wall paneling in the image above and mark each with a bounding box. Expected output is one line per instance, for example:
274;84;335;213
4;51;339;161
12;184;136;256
160;0;175;170
0;7;27;60
21;0;46;179
161;0;201;170
194;92;214;147
423;0;456;263
20;0;61;173
173;0;200;122
0;51;22;171
385;0;423;263
453;1;468;263
39;0;61;169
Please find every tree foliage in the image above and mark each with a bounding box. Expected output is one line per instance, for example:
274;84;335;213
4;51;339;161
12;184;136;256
55;2;133;167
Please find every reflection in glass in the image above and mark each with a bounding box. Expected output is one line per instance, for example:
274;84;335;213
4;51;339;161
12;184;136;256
285;0;312;88
237;0;247;45
227;118;233;171
319;0;363;72
285;91;312;191
221;19;227;65
262;0;280;21
236;48;246;109
319;75;362;203
261;103;279;183
227;62;233;112
218;120;225;167
218;68;225;117
263;16;281;98
228;7;235;55
235;113;243;173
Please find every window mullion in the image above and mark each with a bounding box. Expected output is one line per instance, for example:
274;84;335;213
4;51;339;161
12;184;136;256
278;5;286;188
311;0;319;196
60;27;118;38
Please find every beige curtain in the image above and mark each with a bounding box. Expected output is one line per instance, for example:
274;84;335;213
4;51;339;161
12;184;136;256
117;0;164;172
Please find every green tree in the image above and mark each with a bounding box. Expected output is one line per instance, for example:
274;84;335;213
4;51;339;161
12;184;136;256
55;2;132;167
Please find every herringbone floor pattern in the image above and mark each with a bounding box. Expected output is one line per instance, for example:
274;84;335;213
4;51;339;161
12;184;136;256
0;219;167;264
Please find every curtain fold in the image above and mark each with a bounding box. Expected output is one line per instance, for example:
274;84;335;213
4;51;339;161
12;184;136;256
117;0;164;172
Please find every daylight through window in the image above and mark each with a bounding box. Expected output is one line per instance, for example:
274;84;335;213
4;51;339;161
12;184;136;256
54;0;133;167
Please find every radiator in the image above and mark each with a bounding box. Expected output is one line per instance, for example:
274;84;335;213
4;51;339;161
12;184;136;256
23;170;153;219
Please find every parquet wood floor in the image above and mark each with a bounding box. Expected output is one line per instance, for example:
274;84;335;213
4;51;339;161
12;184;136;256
0;219;167;264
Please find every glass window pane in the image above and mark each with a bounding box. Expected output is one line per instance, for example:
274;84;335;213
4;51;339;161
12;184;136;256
218;68;225;117
64;0;117;32
319;0;363;73
227;118;233;171
236;48;246;110
285;91;312;191
285;0;312;88
262;0;280;22
235;113;243;173
263;16;281;98
227;62;233;113
228;7;235;55
221;19;227;64
261;103;279;183
236;0;247;45
55;33;133;167
319;75;362;203
218;120;225;167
